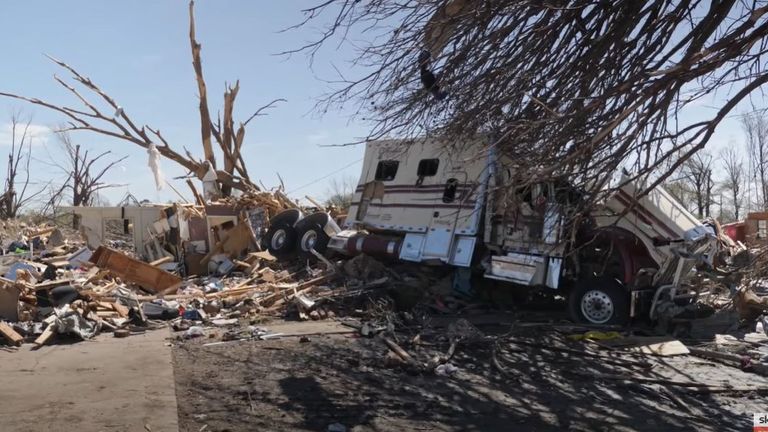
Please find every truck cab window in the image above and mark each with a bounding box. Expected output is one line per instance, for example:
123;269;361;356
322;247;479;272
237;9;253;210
443;178;459;203
374;160;399;181
417;158;439;177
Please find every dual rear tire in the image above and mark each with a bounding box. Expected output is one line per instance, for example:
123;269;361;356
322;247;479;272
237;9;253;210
264;210;339;260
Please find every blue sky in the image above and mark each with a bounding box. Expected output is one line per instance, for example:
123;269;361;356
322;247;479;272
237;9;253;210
0;1;368;205
0;1;756;207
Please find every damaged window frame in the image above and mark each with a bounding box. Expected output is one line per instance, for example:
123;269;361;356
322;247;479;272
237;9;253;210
417;158;439;177
374;160;399;182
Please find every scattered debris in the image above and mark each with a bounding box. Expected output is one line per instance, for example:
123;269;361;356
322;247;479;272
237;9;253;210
0;321;23;346
90;246;182;294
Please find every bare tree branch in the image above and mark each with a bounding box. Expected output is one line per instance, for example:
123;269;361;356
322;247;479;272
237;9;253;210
288;0;768;217
0;112;48;218
0;1;286;198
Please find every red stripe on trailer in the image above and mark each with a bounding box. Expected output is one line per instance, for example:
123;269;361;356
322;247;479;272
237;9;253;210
613;193;653;227
616;190;679;239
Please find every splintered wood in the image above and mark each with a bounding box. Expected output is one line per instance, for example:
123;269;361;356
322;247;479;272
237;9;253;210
90;246;182;294
0;321;23;346
220;190;297;217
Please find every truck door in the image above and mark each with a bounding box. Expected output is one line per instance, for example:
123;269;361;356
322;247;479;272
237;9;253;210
421;170;468;260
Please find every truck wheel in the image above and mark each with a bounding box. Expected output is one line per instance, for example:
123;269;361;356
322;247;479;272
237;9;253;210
264;209;304;260
568;277;630;325
265;221;298;259
296;224;330;256
294;212;338;257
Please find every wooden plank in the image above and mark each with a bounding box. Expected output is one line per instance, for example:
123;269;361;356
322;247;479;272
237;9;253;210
34;324;57;347
383;337;414;362
41;259;70;267
96;301;129;318
0;321;23;346
111;302;130;317
28;226;56;238
156;281;183;297
249;251;276;262
34;279;75;291
233;259;251;269
149;256;174;267
96;311;120;318
93;281;118;295
90;246;181;294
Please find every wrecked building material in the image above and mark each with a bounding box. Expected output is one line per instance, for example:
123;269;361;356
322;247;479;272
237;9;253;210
90;246;182;294
0;279;21;321
0;321;23;346
63;205;168;252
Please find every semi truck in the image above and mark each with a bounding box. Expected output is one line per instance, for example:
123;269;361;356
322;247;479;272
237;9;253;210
264;137;719;325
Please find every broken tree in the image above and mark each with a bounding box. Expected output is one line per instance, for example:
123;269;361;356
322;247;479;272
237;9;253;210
0;0;284;199
0;112;47;219
49;131;127;228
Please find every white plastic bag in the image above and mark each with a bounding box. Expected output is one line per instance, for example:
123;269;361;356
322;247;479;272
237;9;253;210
147;143;165;191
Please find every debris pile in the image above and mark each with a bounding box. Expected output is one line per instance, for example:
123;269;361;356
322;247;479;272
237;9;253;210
2;190;768;362
0;201;405;349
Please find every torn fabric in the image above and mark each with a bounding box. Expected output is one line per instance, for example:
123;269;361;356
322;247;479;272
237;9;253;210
148;143;165;191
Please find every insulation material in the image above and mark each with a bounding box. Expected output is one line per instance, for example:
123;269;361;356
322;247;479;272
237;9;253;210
147;143;165;191
168;213;179;229
153;218;171;234
54;304;101;340
178;211;190;242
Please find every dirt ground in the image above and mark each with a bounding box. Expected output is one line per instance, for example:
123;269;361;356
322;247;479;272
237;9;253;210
0;329;178;432
172;319;766;432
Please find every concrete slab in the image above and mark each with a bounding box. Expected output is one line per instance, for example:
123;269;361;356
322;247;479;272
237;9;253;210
0;328;178;432
263;319;355;336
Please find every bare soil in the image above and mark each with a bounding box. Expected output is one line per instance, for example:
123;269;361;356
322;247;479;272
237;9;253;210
172;319;765;432
0;329;178;432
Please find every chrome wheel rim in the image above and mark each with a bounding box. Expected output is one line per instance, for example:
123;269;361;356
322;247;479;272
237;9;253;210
271;229;287;250
301;230;318;252
580;289;614;324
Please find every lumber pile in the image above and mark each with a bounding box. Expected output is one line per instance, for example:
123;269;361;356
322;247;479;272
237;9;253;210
0;211;396;350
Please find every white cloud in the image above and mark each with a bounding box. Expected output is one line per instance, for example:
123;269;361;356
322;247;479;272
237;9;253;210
0;122;53;146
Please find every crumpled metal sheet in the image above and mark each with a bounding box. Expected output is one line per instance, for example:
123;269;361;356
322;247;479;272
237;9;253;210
114;286;140;309
54;304;101;340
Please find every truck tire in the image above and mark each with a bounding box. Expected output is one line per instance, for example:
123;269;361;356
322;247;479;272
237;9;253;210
265;221;299;259
296;223;330;257
294;212;339;257
264;209;303;260
568;277;630;325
